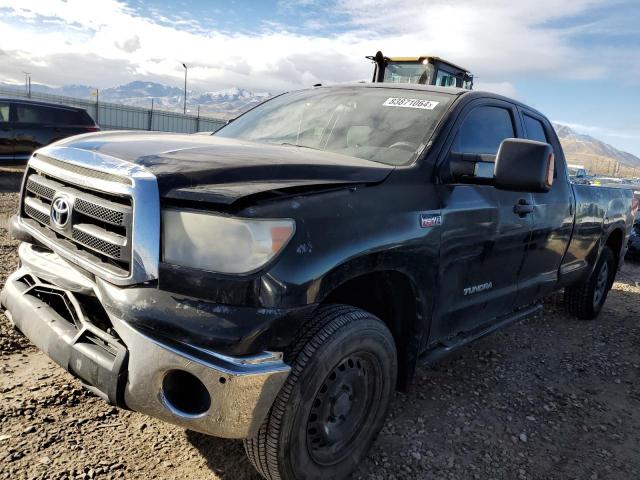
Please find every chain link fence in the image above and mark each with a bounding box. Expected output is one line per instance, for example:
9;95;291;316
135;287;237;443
0;86;227;134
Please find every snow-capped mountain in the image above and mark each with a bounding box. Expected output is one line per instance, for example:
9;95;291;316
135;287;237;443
195;87;270;103
96;82;271;118
554;123;640;168
554;123;640;177
101;81;185;103
5;81;272;119
18;83;96;99
192;87;271;118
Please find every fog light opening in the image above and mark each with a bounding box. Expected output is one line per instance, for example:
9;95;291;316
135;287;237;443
161;370;211;417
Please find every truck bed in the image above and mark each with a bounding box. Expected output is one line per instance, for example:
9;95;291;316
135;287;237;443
560;183;633;283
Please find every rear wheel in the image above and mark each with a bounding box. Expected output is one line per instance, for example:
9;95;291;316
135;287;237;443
244;305;397;480
564;246;615;320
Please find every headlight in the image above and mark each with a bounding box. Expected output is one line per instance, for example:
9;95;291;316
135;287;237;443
162;209;295;274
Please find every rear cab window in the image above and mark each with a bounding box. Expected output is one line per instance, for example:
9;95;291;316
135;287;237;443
522;111;558;178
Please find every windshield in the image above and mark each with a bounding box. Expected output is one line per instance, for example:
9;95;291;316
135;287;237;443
383;62;434;85
216;87;454;166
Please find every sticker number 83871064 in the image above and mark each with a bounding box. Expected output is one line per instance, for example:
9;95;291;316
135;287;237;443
382;98;440;110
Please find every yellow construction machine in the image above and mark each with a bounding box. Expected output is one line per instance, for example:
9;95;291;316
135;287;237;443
367;51;473;89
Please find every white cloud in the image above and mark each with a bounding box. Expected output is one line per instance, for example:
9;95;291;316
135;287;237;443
0;0;635;94
116;35;141;53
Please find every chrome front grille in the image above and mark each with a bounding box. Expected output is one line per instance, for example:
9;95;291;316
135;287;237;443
26;177;56;199
18;147;160;285
22;169;133;275
34;154;133;185
74;198;125;225
24;199;51;226
72;224;126;259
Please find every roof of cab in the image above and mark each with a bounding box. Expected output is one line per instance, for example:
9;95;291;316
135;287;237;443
313;82;469;96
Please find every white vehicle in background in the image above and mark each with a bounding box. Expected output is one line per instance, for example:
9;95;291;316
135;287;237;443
568;164;590;184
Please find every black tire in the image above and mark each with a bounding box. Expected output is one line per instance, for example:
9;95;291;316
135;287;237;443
244;305;397;480
564;246;615;320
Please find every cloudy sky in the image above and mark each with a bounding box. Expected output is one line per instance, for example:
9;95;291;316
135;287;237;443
1;0;639;155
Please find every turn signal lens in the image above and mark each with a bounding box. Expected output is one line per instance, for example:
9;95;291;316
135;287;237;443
271;226;294;253
546;153;555;188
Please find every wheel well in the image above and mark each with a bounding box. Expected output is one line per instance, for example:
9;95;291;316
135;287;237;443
605;228;624;266
322;271;422;391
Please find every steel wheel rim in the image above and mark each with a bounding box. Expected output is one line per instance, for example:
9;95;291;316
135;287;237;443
306;352;382;466
593;261;609;308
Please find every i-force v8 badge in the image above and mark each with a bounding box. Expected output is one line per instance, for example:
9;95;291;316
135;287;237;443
420;214;442;228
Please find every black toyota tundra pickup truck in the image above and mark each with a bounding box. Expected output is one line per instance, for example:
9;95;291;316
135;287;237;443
1;84;634;480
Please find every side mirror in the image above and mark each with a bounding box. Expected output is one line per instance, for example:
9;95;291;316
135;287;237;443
494;138;554;192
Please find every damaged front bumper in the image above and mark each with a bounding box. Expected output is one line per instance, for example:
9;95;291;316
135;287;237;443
0;243;290;439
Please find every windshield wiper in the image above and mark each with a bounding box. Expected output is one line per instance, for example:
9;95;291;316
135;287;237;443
278;142;319;151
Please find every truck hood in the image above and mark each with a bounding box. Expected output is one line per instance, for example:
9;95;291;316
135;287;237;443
52;131;394;204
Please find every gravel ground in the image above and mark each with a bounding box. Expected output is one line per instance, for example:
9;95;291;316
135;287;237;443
1;174;639;480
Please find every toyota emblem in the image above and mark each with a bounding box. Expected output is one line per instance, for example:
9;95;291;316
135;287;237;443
51;196;71;228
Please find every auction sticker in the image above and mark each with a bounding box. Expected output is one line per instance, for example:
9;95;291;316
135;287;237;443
383;97;439;110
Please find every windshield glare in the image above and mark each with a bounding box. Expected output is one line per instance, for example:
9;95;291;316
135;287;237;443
215;87;454;166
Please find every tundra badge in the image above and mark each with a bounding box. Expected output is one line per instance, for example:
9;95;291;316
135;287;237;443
464;282;493;296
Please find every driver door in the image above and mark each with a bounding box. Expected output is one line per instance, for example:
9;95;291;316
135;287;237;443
431;100;533;341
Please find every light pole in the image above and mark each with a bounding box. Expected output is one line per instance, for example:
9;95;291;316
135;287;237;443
22;72;31;96
91;89;99;125
182;63;187;114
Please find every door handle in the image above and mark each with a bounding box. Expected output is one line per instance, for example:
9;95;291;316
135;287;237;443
514;198;534;216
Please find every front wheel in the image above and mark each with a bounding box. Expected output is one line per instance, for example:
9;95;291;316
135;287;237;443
244;305;397;480
564;246;615;320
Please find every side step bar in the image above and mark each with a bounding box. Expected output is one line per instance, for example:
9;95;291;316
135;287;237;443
419;303;543;366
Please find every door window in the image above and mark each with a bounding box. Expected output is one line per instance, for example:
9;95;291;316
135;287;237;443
452;106;515;155
523;113;557;178
0;103;9;122
523;114;548;143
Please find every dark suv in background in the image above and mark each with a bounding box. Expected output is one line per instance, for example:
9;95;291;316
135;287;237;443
0;98;99;163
